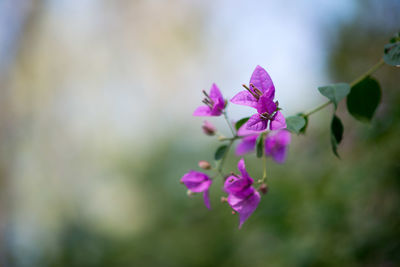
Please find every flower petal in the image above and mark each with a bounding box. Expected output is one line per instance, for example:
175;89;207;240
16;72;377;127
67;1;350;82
236;135;258;155
256;93;276;114
228;191;261;229
249;65;275;99
224;175;250;194
230;91;258;108
209;83;223;103
270;111;286;130
211;98;224;116
181;170;212;193
203;189;211;209
276;129;291;146
237;158;253;183
193;106;212;116
264;130;291;164
246;113;268;131
272;147;287;163
237;122;262;136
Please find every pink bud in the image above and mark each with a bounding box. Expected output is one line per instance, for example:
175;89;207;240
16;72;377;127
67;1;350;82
198;160;211;170
202;120;216;136
259;183;269;195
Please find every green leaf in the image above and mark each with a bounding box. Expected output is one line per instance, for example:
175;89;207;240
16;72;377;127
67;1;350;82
214;145;228;160
235;117;250;131
346;77;381;122
256;134;264;158
389;32;400;44
384;42;400;66
286;115;306;134
330;114;344;158
318;83;351;109
299;115;309;134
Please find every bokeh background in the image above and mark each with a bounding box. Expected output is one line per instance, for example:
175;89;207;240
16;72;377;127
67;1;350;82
1;0;399;266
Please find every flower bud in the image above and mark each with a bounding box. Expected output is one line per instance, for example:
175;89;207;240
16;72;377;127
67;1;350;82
220;197;227;203
259;183;269;195
202;120;216;136
198;160;211;170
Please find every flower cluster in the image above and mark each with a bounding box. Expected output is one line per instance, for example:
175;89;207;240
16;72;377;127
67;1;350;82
181;66;291;228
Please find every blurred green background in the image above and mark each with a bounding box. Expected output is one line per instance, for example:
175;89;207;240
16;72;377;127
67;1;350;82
0;0;399;266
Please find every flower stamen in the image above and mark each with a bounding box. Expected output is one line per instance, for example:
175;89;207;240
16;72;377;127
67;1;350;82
249;83;263;96
242;84;260;100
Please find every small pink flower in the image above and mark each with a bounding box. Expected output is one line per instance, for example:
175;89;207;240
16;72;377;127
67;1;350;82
224;159;260;228
231;65;275;108
181;170;212;209
265;130;291;163
193;83;225;117
231;66;286;131
235;122;261;156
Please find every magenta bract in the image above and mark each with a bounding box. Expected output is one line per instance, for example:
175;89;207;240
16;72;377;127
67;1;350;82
264;130;291;163
224;159;260;228
193;83;225;117
181;170;212;209
230;66;287;131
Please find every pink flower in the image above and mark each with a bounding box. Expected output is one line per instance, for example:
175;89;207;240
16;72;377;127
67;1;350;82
235;124;291;164
231;65;275;108
193;83;225;117
224;159;260;228
235;122;261;156
181;170;212;209
246;93;286;131
265;130;291;163
231;66;286;131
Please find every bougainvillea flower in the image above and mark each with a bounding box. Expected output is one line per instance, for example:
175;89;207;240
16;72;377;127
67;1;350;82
264;129;291;163
193;83;225;116
230;65;275;108
230;65;286;131
224;158;261;228
246;90;286;131
181;170;212;209
235;122;261;155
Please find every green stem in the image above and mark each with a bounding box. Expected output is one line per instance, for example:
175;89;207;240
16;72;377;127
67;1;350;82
304;100;332;117
350;58;385;87
217;139;234;176
303;58;385;117
262;156;267;183
223;111;236;136
215;111;238;177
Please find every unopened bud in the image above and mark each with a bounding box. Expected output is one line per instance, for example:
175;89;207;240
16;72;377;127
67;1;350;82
231;211;236;215
198;160;211;170
202;120;216;136
259;183;269;195
187;190;194;197
221;197;227;203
